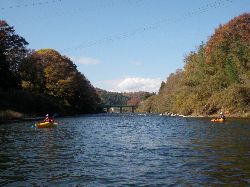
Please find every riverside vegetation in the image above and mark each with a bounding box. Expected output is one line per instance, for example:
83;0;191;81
1;13;250;120
96;88;154;106
138;13;250;117
0;20;101;120
0;19;151;120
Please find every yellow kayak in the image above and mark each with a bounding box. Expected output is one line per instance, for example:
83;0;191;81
35;121;57;128
211;118;225;122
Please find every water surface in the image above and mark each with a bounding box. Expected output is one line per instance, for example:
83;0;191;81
1;114;250;186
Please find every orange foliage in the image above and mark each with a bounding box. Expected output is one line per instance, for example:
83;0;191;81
206;13;250;63
127;97;140;106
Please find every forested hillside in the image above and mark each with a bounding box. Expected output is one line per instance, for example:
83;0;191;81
96;88;129;106
96;88;154;107
138;13;250;117
0;20;100;119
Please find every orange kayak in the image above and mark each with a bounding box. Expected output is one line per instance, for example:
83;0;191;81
211;118;225;122
35;121;57;128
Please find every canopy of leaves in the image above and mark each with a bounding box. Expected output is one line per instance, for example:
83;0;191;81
20;49;100;114
96;88;154;108
0;20;28;88
96;88;129;106
0;20;101;116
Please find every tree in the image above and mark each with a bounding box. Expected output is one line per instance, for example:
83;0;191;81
127;97;140;106
159;81;166;94
0;20;28;88
20;49;100;113
139;13;250;117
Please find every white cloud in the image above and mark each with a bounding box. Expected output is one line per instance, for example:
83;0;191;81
130;60;142;66
98;77;162;93
72;57;101;65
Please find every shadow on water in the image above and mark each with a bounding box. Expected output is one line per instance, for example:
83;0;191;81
0;114;250;186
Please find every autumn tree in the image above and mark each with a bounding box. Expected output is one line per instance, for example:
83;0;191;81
127;97;140;106
139;13;250;117
20;49;100;113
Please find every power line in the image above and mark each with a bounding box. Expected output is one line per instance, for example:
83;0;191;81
60;0;234;53
57;0;143;19
8;0;144;25
0;0;63;11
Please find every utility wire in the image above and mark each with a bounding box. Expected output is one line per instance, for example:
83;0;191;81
0;0;63;11
7;0;143;25
60;0;233;53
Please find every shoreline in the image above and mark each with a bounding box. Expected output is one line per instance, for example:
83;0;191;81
1;112;250;124
0;116;44;124
159;113;250;119
0;112;101;124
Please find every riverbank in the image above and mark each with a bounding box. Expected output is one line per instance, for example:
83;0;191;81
0;110;44;124
0;109;101;124
159;111;250;118
1;109;249;124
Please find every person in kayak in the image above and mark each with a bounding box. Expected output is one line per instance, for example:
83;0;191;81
211;112;226;122
218;112;225;120
43;114;55;123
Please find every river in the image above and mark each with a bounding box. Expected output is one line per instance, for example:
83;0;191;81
1;114;250;186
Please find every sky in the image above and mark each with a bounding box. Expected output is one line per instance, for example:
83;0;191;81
1;0;250;92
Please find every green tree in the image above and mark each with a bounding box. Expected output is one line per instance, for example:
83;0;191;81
0;20;28;88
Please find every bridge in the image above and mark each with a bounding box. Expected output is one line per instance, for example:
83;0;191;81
102;105;137;113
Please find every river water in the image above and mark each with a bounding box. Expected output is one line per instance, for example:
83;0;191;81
1;114;250;186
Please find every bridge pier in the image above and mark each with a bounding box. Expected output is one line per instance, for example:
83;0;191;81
120;107;122;113
107;107;111;113
132;106;135;113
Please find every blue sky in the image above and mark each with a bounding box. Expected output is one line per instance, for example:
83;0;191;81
1;0;250;92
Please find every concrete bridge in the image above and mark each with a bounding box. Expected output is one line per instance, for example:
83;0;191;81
102;105;137;113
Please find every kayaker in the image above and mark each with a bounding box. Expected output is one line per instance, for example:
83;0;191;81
218;112;225;120
43;114;54;123
211;112;226;122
